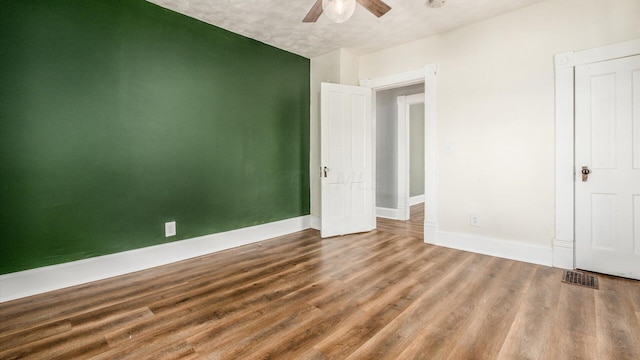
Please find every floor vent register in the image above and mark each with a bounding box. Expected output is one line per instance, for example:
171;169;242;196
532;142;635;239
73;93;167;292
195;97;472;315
561;270;599;289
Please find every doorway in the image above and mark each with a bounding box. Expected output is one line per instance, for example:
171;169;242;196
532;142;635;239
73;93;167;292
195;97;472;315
361;65;438;243
373;84;424;220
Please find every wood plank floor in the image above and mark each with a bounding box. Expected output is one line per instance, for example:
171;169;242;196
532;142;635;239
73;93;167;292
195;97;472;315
1;204;639;359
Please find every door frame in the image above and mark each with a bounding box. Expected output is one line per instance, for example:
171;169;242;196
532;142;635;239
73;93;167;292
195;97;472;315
361;64;438;243
554;38;640;268
397;93;425;221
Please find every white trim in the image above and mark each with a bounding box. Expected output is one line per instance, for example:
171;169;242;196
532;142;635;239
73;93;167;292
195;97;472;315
376;207;401;220
309;215;321;230
554;50;575;269
360;68;425;91
0;216;311;303
553;238;574;269
554;38;640;269
573;39;640;66
434;231;553;267
397;93;425;221
397;95;409;221
361;64;438;244
424;221;436;244
424;64;438;244
409;195;425;206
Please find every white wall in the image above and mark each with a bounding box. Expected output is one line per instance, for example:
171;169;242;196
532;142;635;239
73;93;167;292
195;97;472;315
340;49;360;86
359;0;640;248
410;103;425;198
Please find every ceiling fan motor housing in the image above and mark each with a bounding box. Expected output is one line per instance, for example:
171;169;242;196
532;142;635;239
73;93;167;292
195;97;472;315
427;0;446;8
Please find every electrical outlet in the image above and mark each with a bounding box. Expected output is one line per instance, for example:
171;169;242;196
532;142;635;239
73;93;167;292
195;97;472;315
165;221;176;237
470;213;480;227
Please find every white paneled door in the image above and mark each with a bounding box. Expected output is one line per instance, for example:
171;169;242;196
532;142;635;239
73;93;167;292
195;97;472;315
575;55;640;280
321;82;375;238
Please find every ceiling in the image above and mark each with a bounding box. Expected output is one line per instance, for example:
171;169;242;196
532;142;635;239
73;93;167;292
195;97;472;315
146;0;548;59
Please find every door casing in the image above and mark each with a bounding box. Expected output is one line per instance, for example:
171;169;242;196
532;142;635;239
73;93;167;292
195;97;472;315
554;38;640;269
361;65;438;243
397;93;425;221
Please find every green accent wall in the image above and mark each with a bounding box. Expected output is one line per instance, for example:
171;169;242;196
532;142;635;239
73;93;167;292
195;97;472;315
0;0;310;274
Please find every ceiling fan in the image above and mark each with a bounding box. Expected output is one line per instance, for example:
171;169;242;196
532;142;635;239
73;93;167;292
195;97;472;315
303;0;392;23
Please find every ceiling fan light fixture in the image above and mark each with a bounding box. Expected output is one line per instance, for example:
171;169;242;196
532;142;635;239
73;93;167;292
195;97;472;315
322;0;356;23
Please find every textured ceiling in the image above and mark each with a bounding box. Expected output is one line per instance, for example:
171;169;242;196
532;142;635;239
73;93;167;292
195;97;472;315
146;0;548;58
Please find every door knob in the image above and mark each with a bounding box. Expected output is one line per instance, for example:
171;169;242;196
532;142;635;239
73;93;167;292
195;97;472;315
581;166;590;182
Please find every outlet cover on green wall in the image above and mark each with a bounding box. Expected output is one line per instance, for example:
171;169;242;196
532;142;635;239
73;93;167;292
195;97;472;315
0;0;310;274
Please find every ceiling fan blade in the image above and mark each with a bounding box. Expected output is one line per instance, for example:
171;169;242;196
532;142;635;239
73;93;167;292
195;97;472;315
303;0;323;22
356;0;391;17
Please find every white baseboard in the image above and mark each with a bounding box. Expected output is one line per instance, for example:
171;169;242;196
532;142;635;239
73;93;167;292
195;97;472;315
376;207;400;219
431;231;553;267
309;215;321;230
423;221;436;244
0;215;311;303
552;238;574;269
409;195;425;206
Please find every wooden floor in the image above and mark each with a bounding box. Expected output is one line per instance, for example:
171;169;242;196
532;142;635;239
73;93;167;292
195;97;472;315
1;204;640;359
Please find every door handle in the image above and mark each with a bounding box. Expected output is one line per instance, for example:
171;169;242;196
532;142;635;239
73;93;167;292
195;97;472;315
581;166;591;182
323;166;329;178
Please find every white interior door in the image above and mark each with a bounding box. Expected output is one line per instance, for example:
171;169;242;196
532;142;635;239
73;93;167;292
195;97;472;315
321;82;375;238
575;55;640;279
